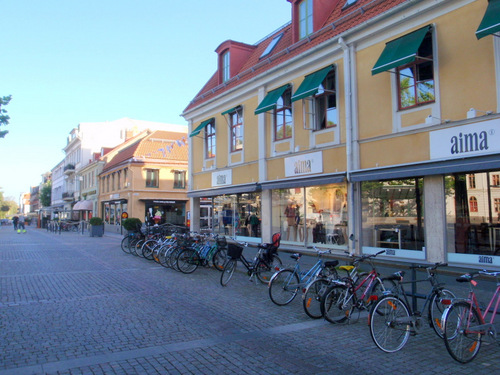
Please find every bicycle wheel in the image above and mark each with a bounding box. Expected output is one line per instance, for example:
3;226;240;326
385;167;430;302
255;255;282;283
268;269;300;306
134;239;145;257
369;296;411;353
177;248;199;274
303;278;330;319
211;248;228;271
220;259;237;286
442;301;482;363
120;237;131;254
141;240;157;260
321;284;352;324
428;288;456;338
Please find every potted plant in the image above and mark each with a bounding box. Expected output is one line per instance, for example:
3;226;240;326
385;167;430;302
122;218;142;233
89;216;104;237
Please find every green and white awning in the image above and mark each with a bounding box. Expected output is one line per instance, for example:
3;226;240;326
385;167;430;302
254;84;290;115
291;65;334;102
372;25;431;75
476;0;500;39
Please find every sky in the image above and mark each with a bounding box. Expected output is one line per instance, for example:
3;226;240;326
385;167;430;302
0;0;291;201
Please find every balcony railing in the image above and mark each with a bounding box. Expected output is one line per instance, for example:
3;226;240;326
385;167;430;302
64;164;75;175
62;192;74;201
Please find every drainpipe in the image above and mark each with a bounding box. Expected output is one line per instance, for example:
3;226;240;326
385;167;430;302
338;36;358;254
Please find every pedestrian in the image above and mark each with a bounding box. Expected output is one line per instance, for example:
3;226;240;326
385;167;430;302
18;214;26;233
12;215;19;231
249;212;260;237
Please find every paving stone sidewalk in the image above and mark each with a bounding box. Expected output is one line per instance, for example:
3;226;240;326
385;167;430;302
0;226;498;375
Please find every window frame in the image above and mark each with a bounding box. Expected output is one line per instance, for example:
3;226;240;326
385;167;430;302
314;70;337;131
299;0;313;39
145;169;159;188
229;108;243;152
222;51;230;82
396;32;435;111
173;170;186;189
274;87;293;141
205;121;216;159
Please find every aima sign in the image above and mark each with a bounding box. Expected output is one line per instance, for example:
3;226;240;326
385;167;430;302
430;119;500;160
284;151;323;177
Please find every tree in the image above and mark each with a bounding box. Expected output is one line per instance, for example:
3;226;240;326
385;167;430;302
0;95;12;138
40;181;52;207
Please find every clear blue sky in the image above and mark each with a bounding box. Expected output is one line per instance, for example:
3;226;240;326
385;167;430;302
1;0;291;202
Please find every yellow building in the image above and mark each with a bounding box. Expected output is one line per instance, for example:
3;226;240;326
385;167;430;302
182;0;500;268
98;129;189;228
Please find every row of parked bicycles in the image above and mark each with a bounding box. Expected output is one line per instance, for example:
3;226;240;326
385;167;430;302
119;224;499;364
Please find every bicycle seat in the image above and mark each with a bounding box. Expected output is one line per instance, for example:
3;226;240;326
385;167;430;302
456;274;474;283
386;271;405;281
291;253;301;260
339;265;354;272
325;260;339;268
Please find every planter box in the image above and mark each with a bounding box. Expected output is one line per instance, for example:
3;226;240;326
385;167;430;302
90;224;104;237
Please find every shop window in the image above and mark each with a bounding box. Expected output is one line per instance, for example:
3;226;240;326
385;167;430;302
361;179;425;252
205;121;216;159
145;169;159;188
314;70;337;130
230;108;243;152
274;87;292;141
271;184;348;247
173;170;186;189
397;32;434;110
446;171;500;257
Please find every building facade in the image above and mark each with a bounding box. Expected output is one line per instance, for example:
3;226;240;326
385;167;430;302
98;129;189;228
182;0;500;268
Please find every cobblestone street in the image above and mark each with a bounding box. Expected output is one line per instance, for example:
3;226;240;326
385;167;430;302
0;226;498;374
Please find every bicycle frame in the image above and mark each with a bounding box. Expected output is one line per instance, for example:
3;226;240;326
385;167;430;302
289;258;324;289
461;281;500;334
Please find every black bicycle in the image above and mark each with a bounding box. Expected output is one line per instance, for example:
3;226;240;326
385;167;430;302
220;233;282;286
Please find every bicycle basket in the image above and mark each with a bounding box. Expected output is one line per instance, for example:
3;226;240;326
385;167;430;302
227;243;243;259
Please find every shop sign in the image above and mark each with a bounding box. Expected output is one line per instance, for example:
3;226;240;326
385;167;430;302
284;151;323;177
212;169;232;187
430;118;500;160
121;212;128;219
152;200;176;204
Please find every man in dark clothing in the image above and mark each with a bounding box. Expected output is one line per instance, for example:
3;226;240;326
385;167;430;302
12;216;19;230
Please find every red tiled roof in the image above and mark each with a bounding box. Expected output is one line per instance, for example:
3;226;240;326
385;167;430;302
183;0;406;114
102;130;188;172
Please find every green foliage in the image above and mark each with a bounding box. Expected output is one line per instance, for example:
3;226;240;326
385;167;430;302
40;181;52;207
122;217;142;231
0;95;12;138
89;217;103;226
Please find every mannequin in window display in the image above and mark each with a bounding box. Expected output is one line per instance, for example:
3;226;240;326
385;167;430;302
284;202;297;240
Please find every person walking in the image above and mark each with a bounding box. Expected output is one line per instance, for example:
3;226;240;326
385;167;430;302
18;214;26;233
12;215;19;231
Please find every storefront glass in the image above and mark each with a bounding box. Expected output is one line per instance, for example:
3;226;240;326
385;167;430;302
446;171;500;264
271;183;348;248
103;201;127;226
361;178;425;258
212;193;261;238
145;201;186;226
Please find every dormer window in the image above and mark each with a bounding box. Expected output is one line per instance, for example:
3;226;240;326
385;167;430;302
222;51;230;82
299;0;313;39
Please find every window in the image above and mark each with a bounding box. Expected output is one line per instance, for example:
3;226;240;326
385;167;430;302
299;0;313;39
274;88;293;141
173;170;186;189
260;33;283;59
492;174;500;186
397;32;434;110
314;70;337;130
222;51;230;82
469;196;478;212
230;108;243;152
145;169;159;188
205;121;216;159
468;174;476;189
495;198;500;213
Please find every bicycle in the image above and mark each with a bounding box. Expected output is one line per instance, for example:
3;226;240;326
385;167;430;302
268;247;339;306
368;262;455;353
220;233;282;286
176;234;228;273
320;250;392;324
441;270;500;363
